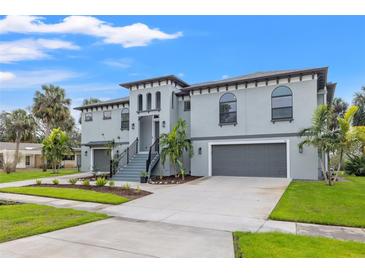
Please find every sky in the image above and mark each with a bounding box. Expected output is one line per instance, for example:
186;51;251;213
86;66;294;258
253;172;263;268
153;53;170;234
1;15;364;121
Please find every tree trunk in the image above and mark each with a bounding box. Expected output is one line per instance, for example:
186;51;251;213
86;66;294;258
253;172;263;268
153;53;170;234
320;156;329;185
333;149;343;184
12;134;21;172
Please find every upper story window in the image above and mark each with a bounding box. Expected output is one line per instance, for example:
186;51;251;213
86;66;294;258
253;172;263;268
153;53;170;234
147;93;152;110
103;110;111;120
121;108;129;130
84;112;93;122
156;92;161;109
271;86;293;121
184;101;191;111
219;93;237;125
138;94;143;111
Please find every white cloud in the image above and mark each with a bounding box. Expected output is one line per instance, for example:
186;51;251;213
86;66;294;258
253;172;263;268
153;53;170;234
0;38;79;63
103;58;133;69
0;15;182;48
0;71;16;82
0;69;80;89
222;75;230;79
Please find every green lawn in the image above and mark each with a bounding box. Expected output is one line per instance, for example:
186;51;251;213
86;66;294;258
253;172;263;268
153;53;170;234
0;168;80;183
270;176;365;228
233;232;365;258
0;203;108;243
0;187;129;205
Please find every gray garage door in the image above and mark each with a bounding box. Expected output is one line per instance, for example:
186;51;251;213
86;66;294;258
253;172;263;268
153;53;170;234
93;149;111;172
212;143;287;177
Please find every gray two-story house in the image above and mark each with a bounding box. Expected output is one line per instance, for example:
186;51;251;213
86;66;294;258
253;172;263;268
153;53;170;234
75;67;335;181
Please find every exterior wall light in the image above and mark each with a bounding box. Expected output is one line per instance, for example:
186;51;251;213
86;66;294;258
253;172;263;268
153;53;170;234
131;123;135;130
84;151;88;157
198;147;202;155
162;121;166;128
299;146;303;153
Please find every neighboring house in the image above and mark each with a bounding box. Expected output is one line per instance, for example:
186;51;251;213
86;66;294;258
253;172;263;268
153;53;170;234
75;67;335;181
0;142;81;169
0;142;43;169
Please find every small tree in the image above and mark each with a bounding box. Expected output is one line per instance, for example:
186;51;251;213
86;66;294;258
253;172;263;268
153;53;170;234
299;105;338;185
160;118;193;178
42;128;70;173
333;105;365;182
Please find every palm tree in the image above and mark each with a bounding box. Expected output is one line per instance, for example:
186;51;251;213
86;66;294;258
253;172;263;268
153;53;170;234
78;98;101;124
330;97;348;129
1;109;36;171
160;118;193;178
299;105;338;185
32;84;74;136
333;105;365;182
352;86;365;126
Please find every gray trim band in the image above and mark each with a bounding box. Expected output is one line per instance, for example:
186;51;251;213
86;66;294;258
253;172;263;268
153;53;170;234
190;132;299;141
81;141;129;147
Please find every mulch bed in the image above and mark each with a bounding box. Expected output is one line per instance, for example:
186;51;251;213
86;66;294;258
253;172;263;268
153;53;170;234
29;184;151;201
149;175;202;185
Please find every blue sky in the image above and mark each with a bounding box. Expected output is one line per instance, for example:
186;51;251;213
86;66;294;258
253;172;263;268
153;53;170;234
1;16;364;120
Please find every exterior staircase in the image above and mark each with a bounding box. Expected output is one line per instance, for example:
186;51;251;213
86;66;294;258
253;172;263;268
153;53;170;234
112;153;148;182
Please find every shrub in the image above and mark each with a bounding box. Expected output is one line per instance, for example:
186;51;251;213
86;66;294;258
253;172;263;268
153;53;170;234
108;180;115;187
82;179;90;186
345;155;365;176
95;177;107;187
52;179;59;185
122;183;130;190
35;179;42;185
68;178;78;185
136;185;141;193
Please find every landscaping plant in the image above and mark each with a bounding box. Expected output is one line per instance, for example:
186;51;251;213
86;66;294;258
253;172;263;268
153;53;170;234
122;183;130;190
160;118;193;177
82;179;90;186
108;180;115;187
35;179;42;185
95;177;107;187
52;179;59;185
344;155;365;176
68;178;78;185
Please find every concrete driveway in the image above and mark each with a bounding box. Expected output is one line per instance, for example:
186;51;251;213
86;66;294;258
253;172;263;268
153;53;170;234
101;176;291;231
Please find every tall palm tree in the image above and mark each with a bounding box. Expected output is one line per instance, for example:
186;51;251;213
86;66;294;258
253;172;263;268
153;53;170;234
78;98;101;124
352;86;365;126
330;97;348;130
333;105;365;182
32;84;74;136
299;105;338;185
160;118;193;178
1;109;36;171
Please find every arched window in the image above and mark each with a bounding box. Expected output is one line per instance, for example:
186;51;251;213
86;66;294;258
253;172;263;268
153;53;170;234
155;91;161;110
121;108;129;130
271;86;293;121
147;93;152;110
219;93;237;124
138;94;143;111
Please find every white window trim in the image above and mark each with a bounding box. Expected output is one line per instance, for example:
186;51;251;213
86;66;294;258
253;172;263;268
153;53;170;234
207;139;291;179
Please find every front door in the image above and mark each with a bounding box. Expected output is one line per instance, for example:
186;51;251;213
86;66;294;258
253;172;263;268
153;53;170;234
139;116;153;151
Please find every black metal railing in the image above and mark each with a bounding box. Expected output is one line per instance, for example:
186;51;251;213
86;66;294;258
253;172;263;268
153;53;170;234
110;137;138;177
146;138;160;178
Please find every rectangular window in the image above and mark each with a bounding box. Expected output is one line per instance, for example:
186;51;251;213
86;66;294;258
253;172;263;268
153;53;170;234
85;112;93;122
25;155;30;166
272;107;292;120
103;111;112;120
184;101;191;111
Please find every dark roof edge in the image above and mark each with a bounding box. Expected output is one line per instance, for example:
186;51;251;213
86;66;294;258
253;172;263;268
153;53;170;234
74;97;129;111
180;67;329;92
119;75;189;89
